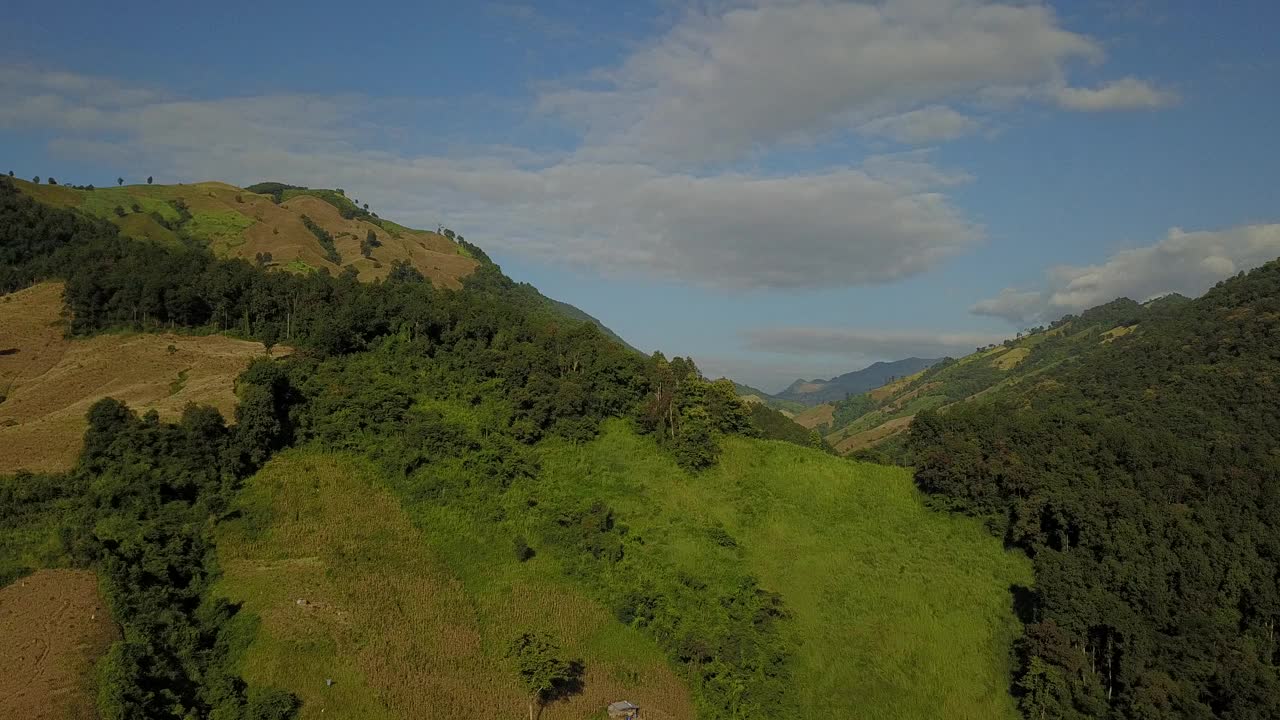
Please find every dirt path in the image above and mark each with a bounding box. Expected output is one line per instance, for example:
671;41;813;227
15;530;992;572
0;569;117;720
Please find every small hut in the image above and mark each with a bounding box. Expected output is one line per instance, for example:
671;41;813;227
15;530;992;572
607;700;641;719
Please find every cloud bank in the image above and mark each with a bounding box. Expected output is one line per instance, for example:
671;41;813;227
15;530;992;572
2;1;1177;290
971;224;1280;324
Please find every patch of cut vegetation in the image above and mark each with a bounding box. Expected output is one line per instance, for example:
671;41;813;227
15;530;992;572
216;451;694;720
0;569;117;720
537;422;1031;720
0;284;281;473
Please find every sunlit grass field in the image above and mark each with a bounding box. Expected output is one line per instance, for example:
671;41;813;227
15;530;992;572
537;421;1032;720
216;421;1029;720
215;451;694;720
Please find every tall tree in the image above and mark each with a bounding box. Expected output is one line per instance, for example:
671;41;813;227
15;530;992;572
506;632;576;720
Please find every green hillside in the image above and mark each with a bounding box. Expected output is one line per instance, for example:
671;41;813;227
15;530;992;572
731;381;806;414
911;260;1280;717
537;423;1030;720
7;177;637;347
216;451;693;720
214;426;1028;720
820;297;1167;456
774;357;939;407
0;175;1033;719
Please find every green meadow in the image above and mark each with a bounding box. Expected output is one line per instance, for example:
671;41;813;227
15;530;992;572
215;420;1029;720
535;421;1032;720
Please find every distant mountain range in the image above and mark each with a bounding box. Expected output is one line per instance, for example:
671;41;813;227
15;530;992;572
771;358;940;407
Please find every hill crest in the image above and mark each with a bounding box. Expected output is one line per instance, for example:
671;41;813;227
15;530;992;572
13;178;480;288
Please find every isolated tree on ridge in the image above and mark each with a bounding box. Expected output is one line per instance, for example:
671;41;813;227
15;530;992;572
117;177;124;186
147;176;153;184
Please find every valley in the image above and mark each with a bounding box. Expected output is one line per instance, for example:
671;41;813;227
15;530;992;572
1;172;1277;720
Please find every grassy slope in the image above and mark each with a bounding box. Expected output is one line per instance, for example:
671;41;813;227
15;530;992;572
823;301;1153;453
12;179;479;288
215;451;694;720
536;421;1032;720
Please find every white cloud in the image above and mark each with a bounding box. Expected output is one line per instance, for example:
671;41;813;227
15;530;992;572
1053;77;1179;111
971;224;1280;324
0;1;1179;291
860;106;981;144
969;288;1046;324
4;65;982;290
540;0;1167;163
742;327;1008;359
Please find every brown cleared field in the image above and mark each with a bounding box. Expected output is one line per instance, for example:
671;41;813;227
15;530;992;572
217;453;694;720
834;415;915;454
0;282;278;474
0;569;117;720
793;403;834;429
13;179;479;289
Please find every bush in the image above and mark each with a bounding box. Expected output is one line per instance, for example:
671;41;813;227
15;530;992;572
513;534;535;562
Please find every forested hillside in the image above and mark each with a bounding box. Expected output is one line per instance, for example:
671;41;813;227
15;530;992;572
1;176;1027;719
911;261;1280;718
818;297;1175;456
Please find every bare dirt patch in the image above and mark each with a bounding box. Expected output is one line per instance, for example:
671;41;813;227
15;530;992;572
0;569;117;720
1;283;279;473
792;403;834;429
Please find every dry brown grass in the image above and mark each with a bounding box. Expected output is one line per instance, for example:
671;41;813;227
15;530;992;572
0;283;278;473
0;569;117;720
218;453;694;720
867;369;927;403
792;403;835;429
834;415;915;454
990;347;1030;369
14;179;480;289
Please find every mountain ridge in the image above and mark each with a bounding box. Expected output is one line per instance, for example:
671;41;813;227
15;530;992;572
772;356;939;406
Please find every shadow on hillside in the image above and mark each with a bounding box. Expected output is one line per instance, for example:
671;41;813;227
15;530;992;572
1010;583;1039;624
540;659;586;718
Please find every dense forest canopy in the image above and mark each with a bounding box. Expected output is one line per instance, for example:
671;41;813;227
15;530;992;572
910;260;1280;718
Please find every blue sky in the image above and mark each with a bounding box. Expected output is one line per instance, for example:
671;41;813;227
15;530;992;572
2;1;1279;392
